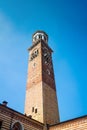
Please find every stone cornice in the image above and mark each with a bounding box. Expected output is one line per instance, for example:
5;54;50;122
28;39;53;52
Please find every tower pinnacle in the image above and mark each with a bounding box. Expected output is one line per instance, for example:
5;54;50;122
32;30;48;44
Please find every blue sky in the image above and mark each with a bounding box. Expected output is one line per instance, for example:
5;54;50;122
0;0;87;122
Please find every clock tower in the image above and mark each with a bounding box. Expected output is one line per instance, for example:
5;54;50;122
25;31;60;125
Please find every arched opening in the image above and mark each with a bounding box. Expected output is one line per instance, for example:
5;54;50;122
11;121;24;130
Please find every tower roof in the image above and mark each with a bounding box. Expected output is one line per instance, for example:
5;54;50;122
33;30;48;38
32;30;48;44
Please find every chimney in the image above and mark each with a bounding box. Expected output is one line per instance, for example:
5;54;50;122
28;115;32;119
2;101;8;106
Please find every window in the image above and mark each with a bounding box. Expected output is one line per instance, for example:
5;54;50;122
44;36;46;41
35;108;37;113
12;122;23;130
42;35;44;40
0;121;2;129
30;49;39;61
36;35;39;39
38;34;41;39
32;107;37;113
34;49;38;56
47;69;50;75
32;107;34;112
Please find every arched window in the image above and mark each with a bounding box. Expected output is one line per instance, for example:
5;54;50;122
36;35;39;39
42;35;44;40
12;121;23;130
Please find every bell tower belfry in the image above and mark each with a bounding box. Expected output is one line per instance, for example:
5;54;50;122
24;31;60;125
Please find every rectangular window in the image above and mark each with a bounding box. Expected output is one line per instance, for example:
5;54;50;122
35;108;37;113
32;107;34;112
0;121;2;129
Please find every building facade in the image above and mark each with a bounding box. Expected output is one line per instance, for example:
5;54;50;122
0;31;87;130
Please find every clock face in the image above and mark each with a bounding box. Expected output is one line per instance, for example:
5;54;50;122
43;47;51;64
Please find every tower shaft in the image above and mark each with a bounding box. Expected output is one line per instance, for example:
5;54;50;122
25;31;60;125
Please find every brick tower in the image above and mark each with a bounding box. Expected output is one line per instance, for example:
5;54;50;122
25;31;60;125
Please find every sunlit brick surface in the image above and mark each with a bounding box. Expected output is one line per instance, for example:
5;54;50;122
49;116;87;130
